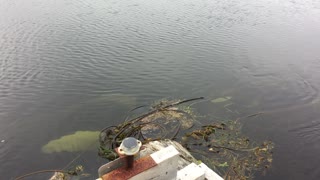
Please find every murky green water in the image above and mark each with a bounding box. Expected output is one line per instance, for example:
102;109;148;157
1;0;320;179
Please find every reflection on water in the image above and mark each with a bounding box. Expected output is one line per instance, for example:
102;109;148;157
1;0;320;179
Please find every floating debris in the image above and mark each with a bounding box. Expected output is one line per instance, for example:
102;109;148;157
31;97;273;180
182;120;273;179
211;96;232;103
98;97;204;160
99;97;273;179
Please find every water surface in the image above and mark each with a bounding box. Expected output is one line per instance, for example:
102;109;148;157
1;0;320;179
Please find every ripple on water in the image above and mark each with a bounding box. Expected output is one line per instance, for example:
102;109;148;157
1;0;320;179
292;120;320;143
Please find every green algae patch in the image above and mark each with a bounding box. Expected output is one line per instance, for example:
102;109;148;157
42;131;100;154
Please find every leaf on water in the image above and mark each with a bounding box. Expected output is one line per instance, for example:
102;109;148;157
211;96;232;103
42;131;100;153
196;160;203;165
218;162;229;167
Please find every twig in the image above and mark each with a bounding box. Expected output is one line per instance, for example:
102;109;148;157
14;170;66;180
63;154;82;170
170;122;182;140
163;97;204;109
188;98;208;107
235;112;264;123
123;105;147;122
211;145;257;152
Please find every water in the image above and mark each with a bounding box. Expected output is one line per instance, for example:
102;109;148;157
1;0;320;179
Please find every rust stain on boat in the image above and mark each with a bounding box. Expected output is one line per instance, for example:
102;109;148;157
102;155;157;180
